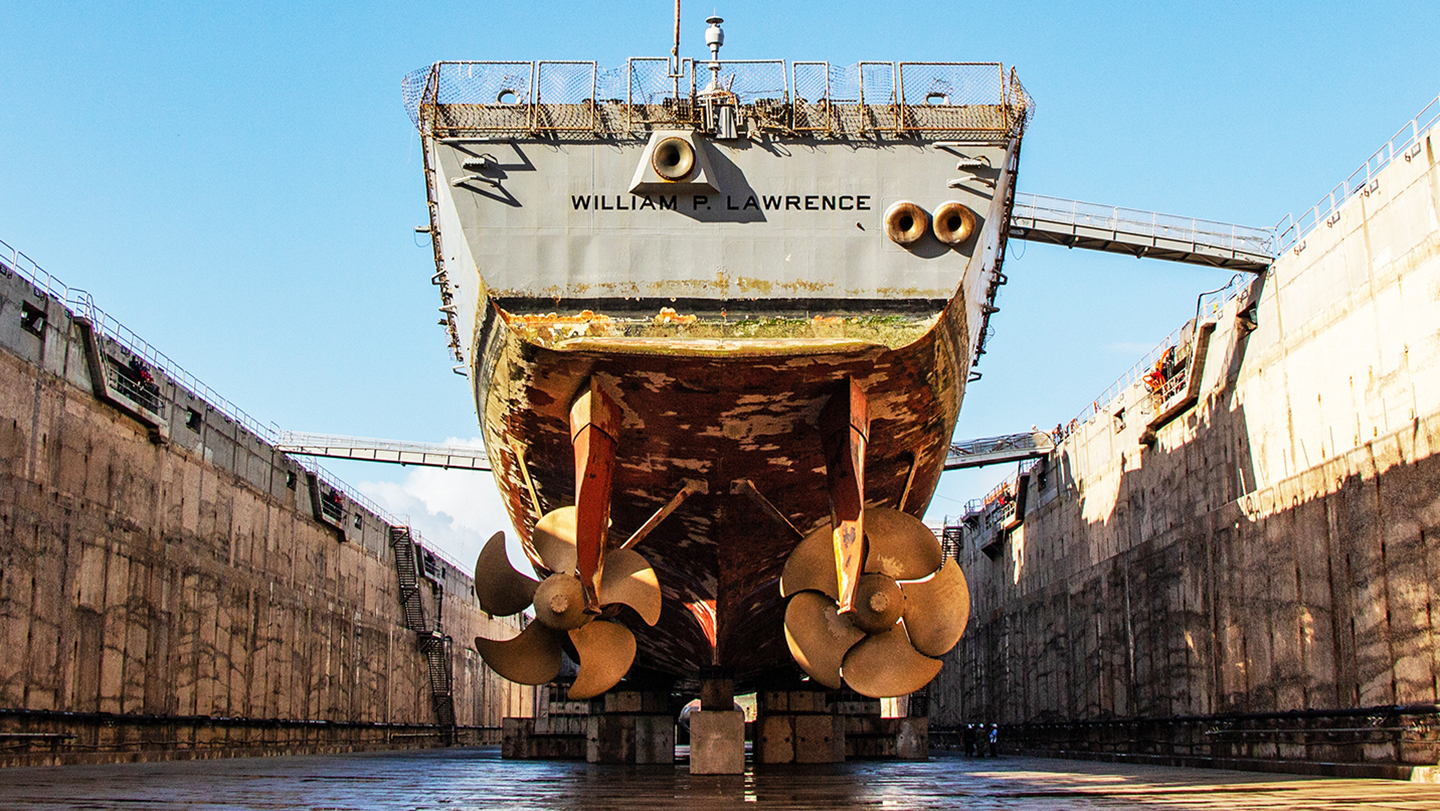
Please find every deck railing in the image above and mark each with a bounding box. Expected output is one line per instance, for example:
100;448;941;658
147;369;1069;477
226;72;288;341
404;59;1034;138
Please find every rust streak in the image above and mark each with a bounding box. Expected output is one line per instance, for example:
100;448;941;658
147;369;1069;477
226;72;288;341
570;380;620;612
821;379;869;615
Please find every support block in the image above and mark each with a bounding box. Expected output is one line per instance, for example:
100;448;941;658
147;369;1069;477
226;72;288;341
602;690;670;715
586;713;675;764
689;710;745;774
831;697;881;716
699;675;735;711
757;689;830;716
755;714;844;764
502;717;586;760
757;691;789;714
755;715;794;764
634;715;676;765
896;717;929;760
586;714;635;764
794;714;844;763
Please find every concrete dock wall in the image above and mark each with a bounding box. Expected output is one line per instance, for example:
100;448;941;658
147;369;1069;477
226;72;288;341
0;264;531;766
932;120;1440;777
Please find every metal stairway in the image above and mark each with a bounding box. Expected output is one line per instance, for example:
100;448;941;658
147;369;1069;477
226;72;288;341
421;635;457;731
388;526;457;745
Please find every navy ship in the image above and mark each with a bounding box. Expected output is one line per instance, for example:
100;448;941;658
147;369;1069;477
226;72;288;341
403;18;1032;699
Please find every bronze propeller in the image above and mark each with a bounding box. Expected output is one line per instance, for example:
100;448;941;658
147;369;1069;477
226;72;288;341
472;506;661;699
780;506;970;698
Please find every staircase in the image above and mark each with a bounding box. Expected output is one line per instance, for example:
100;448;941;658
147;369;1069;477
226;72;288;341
389;526;458;745
421;634;457;735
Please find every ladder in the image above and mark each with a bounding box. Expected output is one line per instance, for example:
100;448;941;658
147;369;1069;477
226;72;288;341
389;526;457;745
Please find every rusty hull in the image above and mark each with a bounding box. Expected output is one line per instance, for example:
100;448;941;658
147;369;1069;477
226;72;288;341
473;291;970;684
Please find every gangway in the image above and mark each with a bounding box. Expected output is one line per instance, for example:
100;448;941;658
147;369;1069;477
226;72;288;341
279;430;1055;474
1008;193;1274;272
944;431;1055;470
276;431;491;470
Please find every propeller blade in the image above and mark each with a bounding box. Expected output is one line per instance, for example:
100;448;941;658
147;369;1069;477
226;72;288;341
863;507;943;581
899;557;970;657
533;506;578;575
598;548;661;626
567;620;636;699
474;531;539;617
840;625;943;698
474;620;563;686
783;590;864;689
780;523;839;600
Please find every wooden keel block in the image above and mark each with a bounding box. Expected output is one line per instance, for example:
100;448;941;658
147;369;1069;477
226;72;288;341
819;379;870;615
570;380;621;613
689;710;745;775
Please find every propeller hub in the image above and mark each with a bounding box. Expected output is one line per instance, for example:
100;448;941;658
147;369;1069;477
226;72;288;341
534;573;590;631
848;573;904;634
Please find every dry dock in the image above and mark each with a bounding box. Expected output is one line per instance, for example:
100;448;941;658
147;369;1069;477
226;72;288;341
0;249;534;766
933;102;1440;778
0;748;1438;809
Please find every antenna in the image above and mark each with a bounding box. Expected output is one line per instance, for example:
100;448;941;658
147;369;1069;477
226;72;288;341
671;0;682;77
704;15;724;91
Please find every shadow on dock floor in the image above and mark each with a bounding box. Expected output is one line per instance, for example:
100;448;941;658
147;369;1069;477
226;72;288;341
1;747;1437;809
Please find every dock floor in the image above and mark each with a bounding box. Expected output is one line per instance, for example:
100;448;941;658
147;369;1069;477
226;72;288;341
1;748;1437;809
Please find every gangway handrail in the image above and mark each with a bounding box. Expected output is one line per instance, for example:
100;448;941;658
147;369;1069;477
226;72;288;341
1008;193;1276;269
1013;193;1276;255
944;431;1054;470
277;431;492;470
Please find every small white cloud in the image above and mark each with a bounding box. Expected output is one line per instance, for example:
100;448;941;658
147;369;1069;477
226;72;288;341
356;436;534;577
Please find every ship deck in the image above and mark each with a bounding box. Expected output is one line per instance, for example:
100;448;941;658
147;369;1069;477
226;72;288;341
3;748;1437;809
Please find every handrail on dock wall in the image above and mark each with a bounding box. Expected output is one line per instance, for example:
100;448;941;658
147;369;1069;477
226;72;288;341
1272;93;1440;256
1057;274;1248;435
1054;95;1438;442
0;236;425;547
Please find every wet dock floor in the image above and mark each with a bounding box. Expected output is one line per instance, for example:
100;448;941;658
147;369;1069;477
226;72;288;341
2;748;1438;810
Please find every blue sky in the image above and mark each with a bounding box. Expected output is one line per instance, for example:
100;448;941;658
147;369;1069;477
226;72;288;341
3;1;1437;564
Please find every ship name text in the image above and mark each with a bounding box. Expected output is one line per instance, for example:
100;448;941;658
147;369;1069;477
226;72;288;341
571;194;873;212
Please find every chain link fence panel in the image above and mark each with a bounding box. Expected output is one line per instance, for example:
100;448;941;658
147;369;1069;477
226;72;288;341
858;62;898;133
430;61;533;135
791;62;832;133
899;63;1009;133
401;66;433;130
533;61;596;132
628;57;694;131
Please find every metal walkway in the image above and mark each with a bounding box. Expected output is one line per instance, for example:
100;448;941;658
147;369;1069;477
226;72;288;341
944;431;1055;470
1008;193;1274;272
278;431;1053;474
276;431;491;470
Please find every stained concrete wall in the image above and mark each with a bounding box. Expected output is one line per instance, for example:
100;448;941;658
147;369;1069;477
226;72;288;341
932;122;1440;774
0;265;531;766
